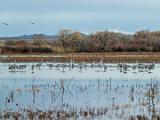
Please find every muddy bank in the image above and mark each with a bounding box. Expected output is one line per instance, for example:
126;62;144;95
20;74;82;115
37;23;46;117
0;53;160;63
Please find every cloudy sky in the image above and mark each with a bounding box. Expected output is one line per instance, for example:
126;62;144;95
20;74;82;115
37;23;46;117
0;0;160;36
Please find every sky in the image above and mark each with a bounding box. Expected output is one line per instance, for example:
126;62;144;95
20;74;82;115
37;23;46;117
0;0;160;37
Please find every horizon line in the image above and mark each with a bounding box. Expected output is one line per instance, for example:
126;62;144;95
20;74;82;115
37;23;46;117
1;28;160;38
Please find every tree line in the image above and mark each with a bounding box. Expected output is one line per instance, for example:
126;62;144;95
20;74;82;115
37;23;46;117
1;29;160;53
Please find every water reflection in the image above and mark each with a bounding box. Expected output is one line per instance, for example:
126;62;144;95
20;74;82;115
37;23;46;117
0;63;160;119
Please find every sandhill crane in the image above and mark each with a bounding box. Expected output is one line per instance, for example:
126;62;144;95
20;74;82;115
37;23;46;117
35;63;42;68
29;22;35;25
146;63;155;73
8;64;17;71
2;23;8;26
61;64;66;72
103;65;107;72
18;65;27;71
78;63;83;72
90;61;96;67
47;63;54;68
8;64;27;72
132;65;137;73
117;63;129;73
31;64;35;73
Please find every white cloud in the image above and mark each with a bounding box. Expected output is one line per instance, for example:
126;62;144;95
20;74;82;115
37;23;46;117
108;28;134;35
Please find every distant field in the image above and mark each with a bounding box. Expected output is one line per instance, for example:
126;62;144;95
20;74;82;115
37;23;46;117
0;52;160;63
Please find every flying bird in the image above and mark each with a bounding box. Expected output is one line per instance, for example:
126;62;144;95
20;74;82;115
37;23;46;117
2;23;8;26
29;22;35;24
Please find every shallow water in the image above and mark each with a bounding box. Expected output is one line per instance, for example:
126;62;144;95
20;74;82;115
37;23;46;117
0;63;160;120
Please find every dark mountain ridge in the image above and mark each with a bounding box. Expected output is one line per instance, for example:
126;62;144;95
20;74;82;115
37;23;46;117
0;34;59;41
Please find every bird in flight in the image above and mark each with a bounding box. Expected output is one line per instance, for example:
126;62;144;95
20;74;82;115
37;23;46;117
2;23;9;26
29;22;35;24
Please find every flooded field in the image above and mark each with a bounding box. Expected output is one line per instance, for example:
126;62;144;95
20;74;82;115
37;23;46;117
0;62;160;120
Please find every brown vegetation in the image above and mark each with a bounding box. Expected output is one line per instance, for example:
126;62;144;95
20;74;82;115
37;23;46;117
1;52;160;62
1;30;160;54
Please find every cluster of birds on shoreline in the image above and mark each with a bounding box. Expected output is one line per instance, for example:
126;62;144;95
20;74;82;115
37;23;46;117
7;61;156;73
117;62;155;73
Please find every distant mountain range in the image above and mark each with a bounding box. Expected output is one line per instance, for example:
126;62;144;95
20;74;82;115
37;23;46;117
0;34;59;41
0;33;87;41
